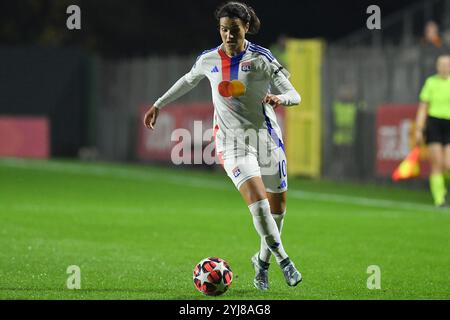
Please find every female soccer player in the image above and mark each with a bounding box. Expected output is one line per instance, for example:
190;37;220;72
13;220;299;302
144;2;302;290
415;54;450;208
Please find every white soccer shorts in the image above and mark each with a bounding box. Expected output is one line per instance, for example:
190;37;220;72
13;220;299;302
221;146;288;193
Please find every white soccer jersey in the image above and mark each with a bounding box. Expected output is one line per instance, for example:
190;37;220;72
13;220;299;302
155;40;300;158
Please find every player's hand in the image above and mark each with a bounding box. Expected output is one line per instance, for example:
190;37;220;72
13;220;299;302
415;128;424;146
143;105;159;130
264;94;282;109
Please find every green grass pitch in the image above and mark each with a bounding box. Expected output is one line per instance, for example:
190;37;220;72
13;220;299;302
0;158;449;300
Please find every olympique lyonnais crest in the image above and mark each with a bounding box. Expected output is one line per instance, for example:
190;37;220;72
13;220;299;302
232;167;241;178
241;61;252;72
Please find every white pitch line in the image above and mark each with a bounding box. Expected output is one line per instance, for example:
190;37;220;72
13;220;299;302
288;190;439;213
0;158;441;213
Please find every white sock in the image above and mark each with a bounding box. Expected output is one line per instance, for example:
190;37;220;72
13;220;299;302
259;211;285;263
248;199;288;263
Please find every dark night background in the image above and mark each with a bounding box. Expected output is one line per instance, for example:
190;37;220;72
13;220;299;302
0;0;423;58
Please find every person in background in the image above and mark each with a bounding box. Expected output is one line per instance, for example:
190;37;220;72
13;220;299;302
415;54;450;208
420;21;449;79
269;34;288;68
421;21;443;48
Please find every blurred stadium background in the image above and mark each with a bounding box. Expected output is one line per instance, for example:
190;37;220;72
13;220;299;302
1;0;450;299
2;0;450;183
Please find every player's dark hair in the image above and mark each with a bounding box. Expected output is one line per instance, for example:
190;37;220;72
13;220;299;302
215;2;261;35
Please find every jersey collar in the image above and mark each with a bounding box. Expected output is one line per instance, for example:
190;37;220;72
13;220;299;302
218;40;249;59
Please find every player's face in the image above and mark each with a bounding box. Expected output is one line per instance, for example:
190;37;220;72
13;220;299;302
219;17;249;53
436;56;450;77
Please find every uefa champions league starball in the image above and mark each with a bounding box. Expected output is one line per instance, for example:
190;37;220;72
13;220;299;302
193;257;233;296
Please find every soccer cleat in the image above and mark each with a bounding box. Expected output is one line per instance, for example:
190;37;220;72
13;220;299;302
281;259;302;287
437;202;448;209
437;194;448;208
251;253;269;291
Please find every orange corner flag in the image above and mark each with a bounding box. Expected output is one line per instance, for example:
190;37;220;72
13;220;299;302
392;147;421;181
392;147;420;181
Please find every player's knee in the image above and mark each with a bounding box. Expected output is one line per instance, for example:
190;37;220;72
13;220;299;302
431;164;445;174
430;158;444;174
268;192;286;214
276;196;286;214
445;160;450;172
243;188;267;205
248;198;270;217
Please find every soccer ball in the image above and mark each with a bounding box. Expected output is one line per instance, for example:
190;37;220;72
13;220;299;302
193;257;233;296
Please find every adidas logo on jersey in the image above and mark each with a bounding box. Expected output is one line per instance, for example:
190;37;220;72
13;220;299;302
211;66;219;73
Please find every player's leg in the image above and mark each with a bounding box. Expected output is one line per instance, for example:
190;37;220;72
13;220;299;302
222;151;300;287
240;177;300;288
223;152;287;261
428;143;446;207
443;120;450;185
258;192;286;264
258;145;288;264
238;176;289;263
237;175;271;290
445;145;450;175
250;146;300;288
250;191;288;290
268;191;286;214
444;144;450;199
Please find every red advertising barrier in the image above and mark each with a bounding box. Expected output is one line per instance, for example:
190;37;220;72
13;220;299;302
375;104;429;178
137;103;214;162
137;103;285;164
0;116;50;158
